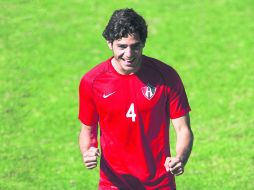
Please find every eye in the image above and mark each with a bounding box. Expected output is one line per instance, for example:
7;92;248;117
132;43;141;50
118;45;127;49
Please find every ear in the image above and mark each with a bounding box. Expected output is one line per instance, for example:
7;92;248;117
107;41;113;50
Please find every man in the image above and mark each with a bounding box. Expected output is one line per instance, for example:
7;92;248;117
79;8;194;190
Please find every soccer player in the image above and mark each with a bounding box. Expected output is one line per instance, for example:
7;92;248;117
79;8;194;190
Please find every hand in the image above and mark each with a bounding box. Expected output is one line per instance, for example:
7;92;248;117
164;157;184;176
83;147;100;169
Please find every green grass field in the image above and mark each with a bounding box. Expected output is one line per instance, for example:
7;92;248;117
1;0;253;189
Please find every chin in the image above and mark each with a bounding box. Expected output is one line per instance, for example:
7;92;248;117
124;65;140;73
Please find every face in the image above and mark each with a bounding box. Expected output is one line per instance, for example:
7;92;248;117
108;34;144;75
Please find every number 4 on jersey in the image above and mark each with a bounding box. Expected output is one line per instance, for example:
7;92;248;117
126;103;136;122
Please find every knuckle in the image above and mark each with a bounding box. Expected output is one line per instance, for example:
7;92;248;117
83;158;88;162
86;163;96;169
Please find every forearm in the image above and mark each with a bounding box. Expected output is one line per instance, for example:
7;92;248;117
79;124;98;155
175;128;193;165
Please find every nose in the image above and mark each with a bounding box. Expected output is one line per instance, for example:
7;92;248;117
125;47;133;58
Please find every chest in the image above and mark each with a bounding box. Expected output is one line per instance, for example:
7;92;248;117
92;71;167;117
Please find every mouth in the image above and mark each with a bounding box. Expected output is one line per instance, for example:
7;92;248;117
122;58;136;65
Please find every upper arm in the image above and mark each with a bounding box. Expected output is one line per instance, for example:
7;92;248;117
166;70;191;119
171;113;191;134
80;123;98;138
78;76;99;126
80;123;94;133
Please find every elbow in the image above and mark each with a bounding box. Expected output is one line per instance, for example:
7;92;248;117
190;129;194;145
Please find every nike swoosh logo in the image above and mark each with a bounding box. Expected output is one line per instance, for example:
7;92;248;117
103;91;116;98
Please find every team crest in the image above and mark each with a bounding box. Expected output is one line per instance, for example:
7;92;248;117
141;83;156;100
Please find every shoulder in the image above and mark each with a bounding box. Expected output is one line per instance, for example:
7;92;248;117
80;57;112;85
142;55;182;84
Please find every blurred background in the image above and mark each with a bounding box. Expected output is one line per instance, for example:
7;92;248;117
1;0;253;189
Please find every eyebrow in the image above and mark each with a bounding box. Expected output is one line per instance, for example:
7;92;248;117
116;42;141;47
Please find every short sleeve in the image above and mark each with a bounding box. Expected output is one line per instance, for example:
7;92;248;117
167;71;191;119
78;76;99;126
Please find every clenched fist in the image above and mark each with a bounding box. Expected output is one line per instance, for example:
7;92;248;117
164;157;184;176
83;147;100;169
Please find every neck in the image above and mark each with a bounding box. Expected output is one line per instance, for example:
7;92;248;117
111;57;142;75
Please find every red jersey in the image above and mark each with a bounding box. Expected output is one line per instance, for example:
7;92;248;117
79;55;191;190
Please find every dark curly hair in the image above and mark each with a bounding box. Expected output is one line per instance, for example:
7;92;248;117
102;8;148;44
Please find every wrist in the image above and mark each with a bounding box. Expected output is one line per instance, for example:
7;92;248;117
176;155;186;165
